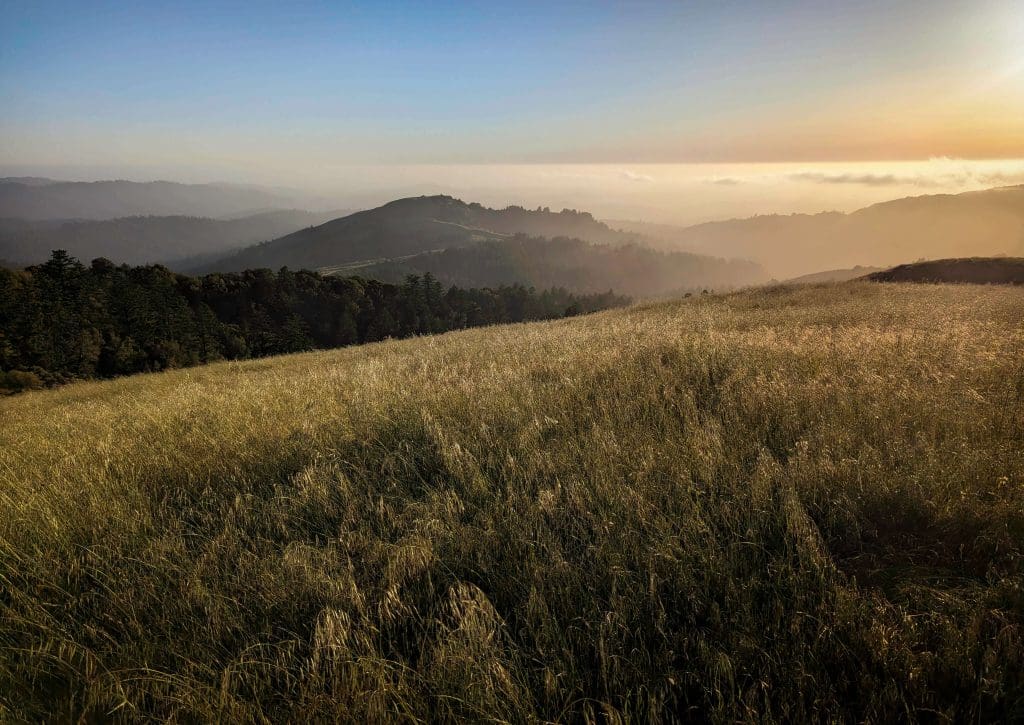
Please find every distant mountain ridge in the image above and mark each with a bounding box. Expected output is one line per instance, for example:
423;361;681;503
0;210;346;267
0;178;306;220
10;180;1022;289
608;185;1024;278
0;177;58;187
202;195;642;273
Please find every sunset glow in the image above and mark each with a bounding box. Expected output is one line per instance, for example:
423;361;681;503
1;0;1021;222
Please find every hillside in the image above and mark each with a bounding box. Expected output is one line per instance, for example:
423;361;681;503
610;185;1024;278
0;178;303;220
785;265;884;284
202;196;640;273
867;256;1024;285
346;235;766;297
0;210;345;267
3;282;1023;721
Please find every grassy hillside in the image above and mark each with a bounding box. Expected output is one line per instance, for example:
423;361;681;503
868;256;1024;285
345;235;765;297
611;185;1024;278
2;283;1023;721
0;210;345;267
203;196;640;273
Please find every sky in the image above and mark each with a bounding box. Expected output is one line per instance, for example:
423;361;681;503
2;0;1023;222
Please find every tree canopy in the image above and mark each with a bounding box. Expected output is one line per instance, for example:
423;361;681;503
0;251;627;390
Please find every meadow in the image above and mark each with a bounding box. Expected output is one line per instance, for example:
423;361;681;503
1;281;1022;722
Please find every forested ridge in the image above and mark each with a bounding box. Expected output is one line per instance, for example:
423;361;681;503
0;251;626;390
353;234;765;296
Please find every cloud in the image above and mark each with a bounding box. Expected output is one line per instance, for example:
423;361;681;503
709;177;741;186
789;164;1024;190
788;172;921;187
620;170;654;183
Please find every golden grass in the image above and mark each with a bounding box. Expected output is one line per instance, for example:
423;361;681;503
2;281;1023;722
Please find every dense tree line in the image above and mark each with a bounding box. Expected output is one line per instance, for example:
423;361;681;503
0;251;627;390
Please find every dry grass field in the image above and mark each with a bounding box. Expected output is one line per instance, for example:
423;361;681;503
2;281;1023;722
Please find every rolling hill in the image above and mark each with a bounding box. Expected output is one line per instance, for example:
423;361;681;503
0;178;309;220
0;210;346;267
201;196;641;273
3;282;1022;721
345;235;766;297
867;256;1024;285
609;185;1024;278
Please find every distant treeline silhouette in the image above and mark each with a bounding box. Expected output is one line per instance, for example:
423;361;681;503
0;251;626;389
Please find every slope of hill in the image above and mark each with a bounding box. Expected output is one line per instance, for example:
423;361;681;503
610;185;1024;278
868;256;1024;284
347;235;765;297
3;282;1023;721
785;265;884;284
0;178;301;220
202;196;640;273
0;210;347;267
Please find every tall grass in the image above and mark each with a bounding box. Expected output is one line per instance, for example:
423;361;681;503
2;281;1023;722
